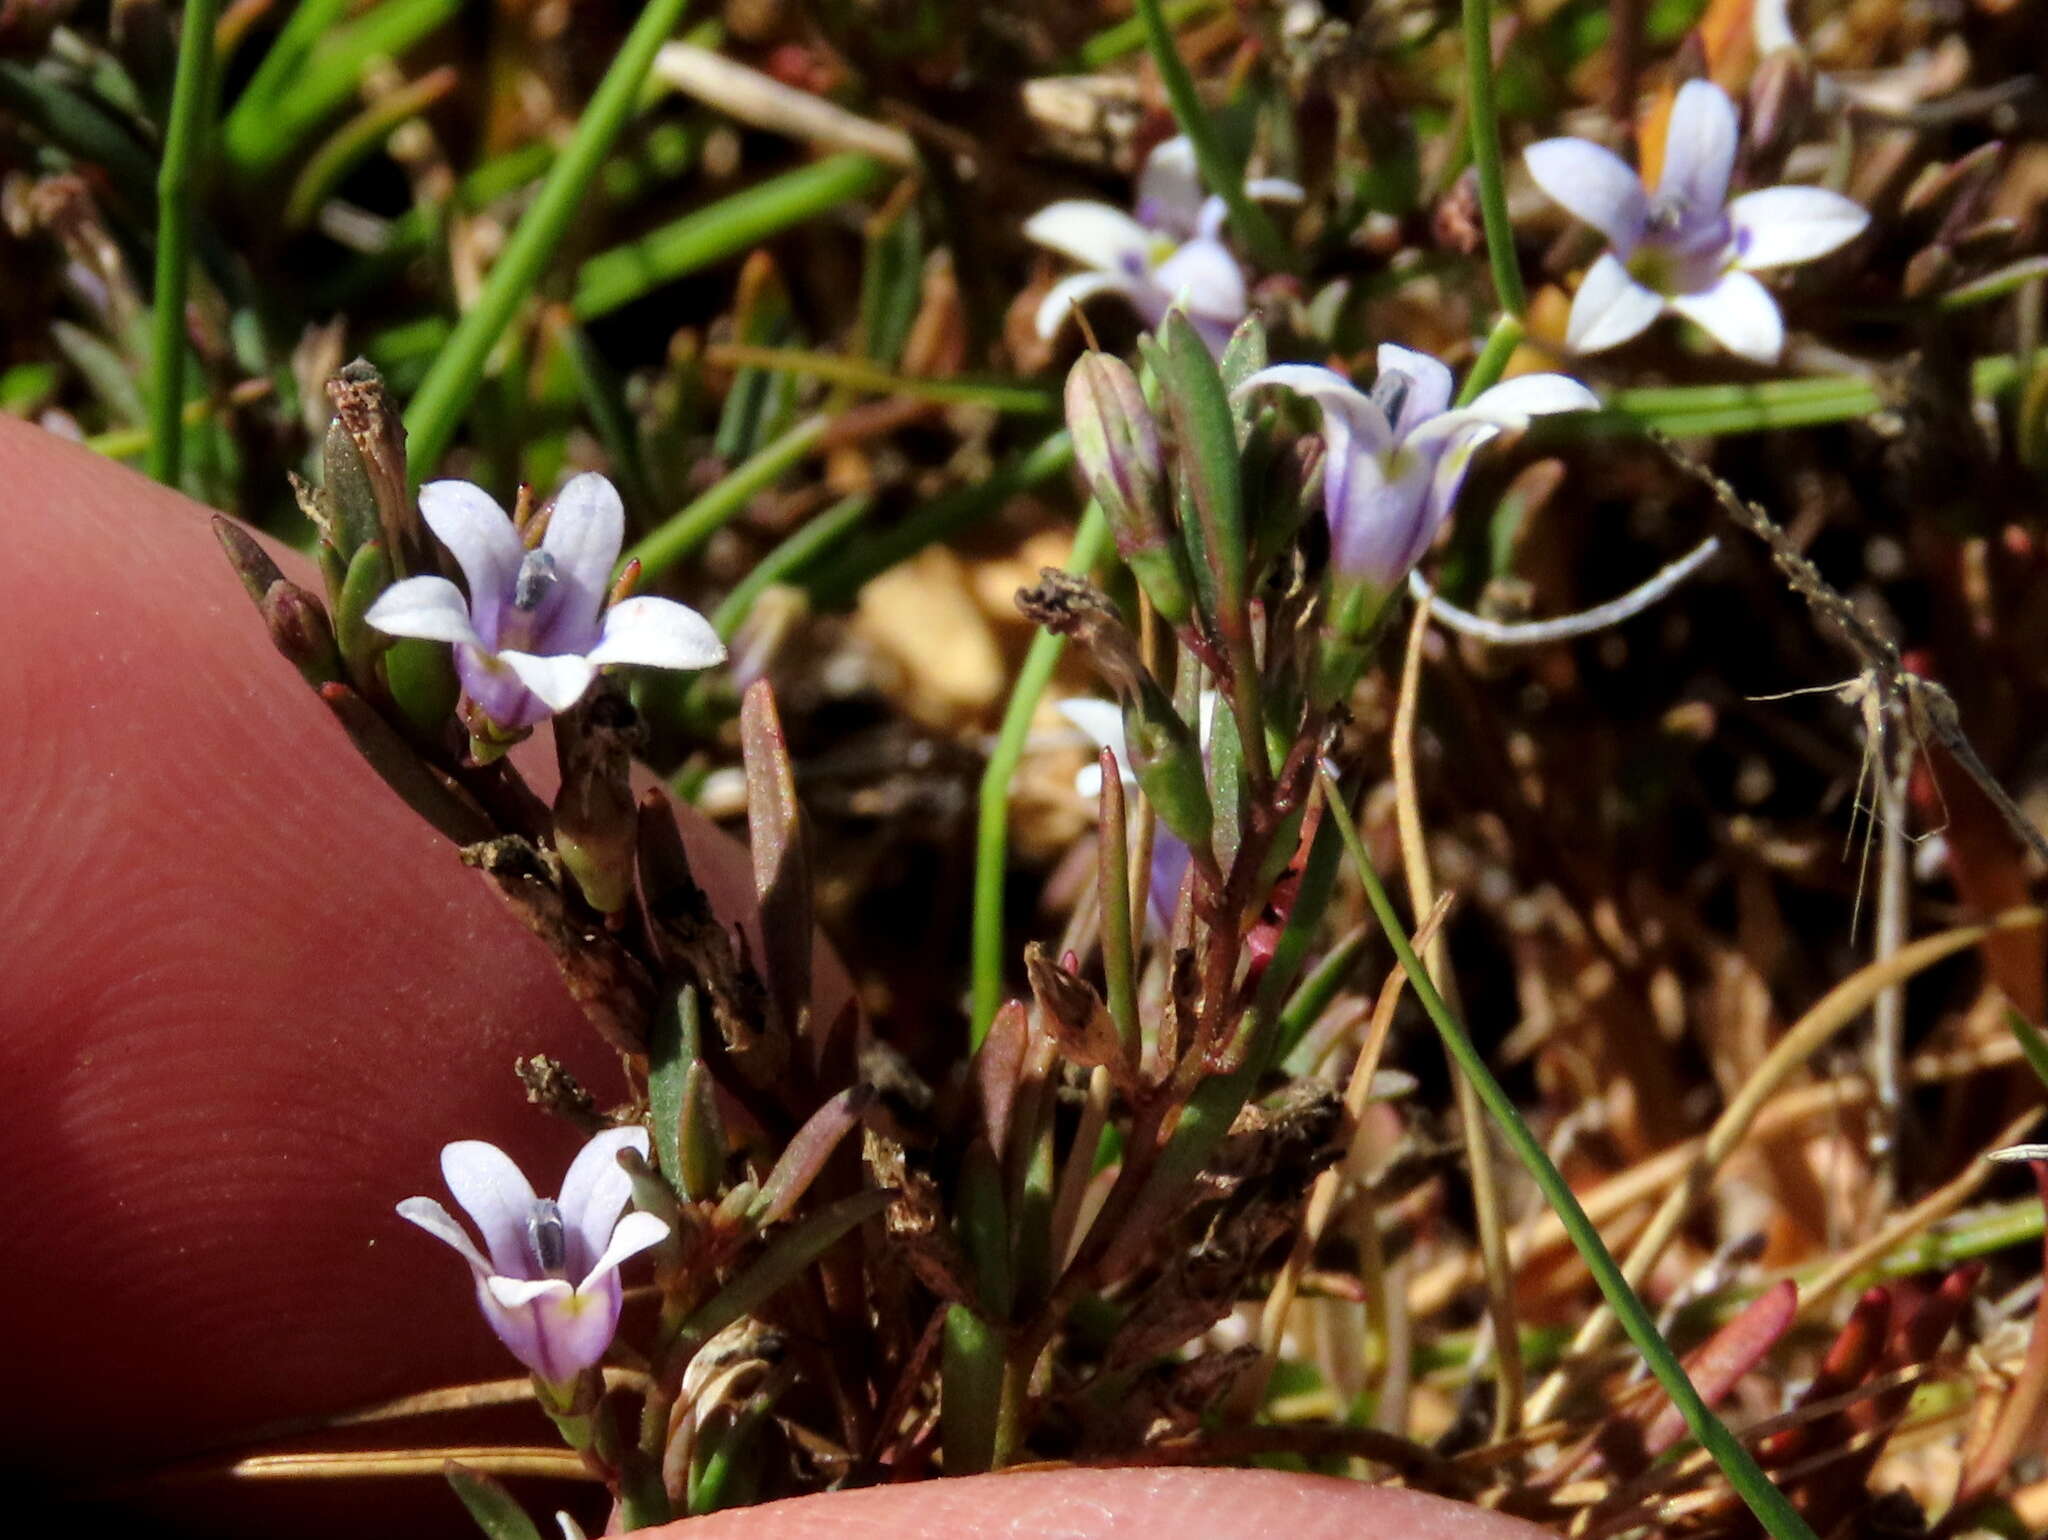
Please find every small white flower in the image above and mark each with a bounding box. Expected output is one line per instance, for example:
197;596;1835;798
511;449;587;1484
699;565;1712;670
1026;136;1301;355
1525;80;1868;362
397;1128;669;1386
1238;347;1598;593
366;472;724;731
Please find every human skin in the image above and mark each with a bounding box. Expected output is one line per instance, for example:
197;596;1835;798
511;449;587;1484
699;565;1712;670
0;415;1542;1540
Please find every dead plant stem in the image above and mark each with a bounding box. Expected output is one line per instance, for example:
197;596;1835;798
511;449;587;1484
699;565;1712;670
1393;600;1524;1433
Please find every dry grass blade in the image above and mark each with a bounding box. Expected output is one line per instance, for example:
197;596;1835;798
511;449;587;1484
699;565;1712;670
1522;906;2045;1425
1394;597;1522;1434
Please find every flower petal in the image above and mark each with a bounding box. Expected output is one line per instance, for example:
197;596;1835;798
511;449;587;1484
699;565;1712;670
441;1141;540;1277
1670;269;1784;362
496;650;599;713
1421;425;1506;539
558;1127;650;1278
1657;80;1740;216
1728;185;1869;270
1147;833;1193;932
1567;252;1665;353
1524;137;1648;251
1374;344;1455;439
1135;135;1205;237
396;1196;492;1277
584;596;726;672
456;646;549;730
1033;272;1137;341
529;1273;625;1382
471;1279;555;1379
364;576;483;647
577;1210;671;1291
538;473;625;654
1237;364;1395;459
487;1275;577;1309
1152;236;1247;326
1023;200;1153;273
419;481;523;643
1328;443;1438;589
1059;697;1130;799
1462;372;1602;425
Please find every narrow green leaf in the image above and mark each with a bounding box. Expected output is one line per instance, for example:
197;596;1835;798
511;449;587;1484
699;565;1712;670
444;1462;546;1540
940;1304;1005;1475
669;1189;893;1352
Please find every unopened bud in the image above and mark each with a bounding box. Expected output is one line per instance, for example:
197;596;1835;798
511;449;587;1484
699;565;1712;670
1122;678;1213;856
260;579;343;688
1066;352;1191;626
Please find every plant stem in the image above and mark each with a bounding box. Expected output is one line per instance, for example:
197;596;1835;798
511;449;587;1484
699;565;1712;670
1461;0;1526;317
1317;767;1820;1540
148;0;220;488
403;0;694;480
1455;313;1525;406
971;503;1112;1044
1131;0;1292;274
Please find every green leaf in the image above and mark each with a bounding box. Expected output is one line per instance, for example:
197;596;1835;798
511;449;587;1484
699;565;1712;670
940;1304;1005;1474
444;1462;546;1540
1156;314;1248;628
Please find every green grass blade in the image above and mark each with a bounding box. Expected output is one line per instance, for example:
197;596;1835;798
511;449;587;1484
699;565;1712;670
1318;767;1819;1540
403;0;695;481
1131;0;1291;274
1462;0;1525;316
573;154;891;321
622;412;831;582
147;0;220;488
971;503;1112;1045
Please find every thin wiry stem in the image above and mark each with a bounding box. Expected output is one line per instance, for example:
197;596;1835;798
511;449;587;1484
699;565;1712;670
149;0;221;487
1461;0;1526;316
1407;535;1721;645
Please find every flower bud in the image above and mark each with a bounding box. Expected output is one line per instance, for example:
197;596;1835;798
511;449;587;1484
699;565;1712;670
260;579;343;689
1065;352;1191;626
1121;677;1213;856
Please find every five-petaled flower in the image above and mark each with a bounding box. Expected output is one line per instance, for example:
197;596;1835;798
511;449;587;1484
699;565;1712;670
1238;347;1599;602
1524;79;1867;362
398;1128;669;1386
1026;136;1300;355
365;472;725;732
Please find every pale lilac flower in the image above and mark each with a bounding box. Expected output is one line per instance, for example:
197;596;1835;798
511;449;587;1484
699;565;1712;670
1524;79;1868;362
1026;135;1301;354
365;472;724;731
397;1128;669;1386
1061;692;1220;927
1239;346;1598;594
